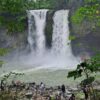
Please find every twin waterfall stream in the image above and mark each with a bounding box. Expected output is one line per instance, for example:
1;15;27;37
1;9;80;76
26;9;79;70
28;10;48;55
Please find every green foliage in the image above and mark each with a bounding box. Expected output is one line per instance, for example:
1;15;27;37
0;72;24;100
33;0;54;9
90;53;100;72
69;35;76;41
0;0;33;33
2;71;24;81
67;54;100;85
71;0;100;27
0;0;38;13
81;77;95;85
67;70;82;79
0;48;9;67
84;0;99;4
0;0;57;33
0;48;8;56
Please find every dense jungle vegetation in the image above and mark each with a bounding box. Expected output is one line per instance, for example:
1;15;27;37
0;0;100;34
68;1;100;99
72;0;100;30
0;0;59;34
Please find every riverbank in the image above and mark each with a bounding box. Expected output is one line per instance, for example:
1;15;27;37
0;80;100;100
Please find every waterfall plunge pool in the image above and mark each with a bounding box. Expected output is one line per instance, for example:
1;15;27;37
0;9;83;86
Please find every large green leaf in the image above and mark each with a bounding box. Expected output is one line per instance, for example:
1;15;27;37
81;77;95;85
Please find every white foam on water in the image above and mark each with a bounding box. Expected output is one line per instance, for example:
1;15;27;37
1;9;81;76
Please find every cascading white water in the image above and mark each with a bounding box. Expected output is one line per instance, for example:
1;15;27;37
52;10;72;57
49;10;80;68
1;9;81;78
28;9;48;55
26;9;79;68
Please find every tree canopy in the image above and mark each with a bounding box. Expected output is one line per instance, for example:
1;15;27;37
0;48;8;67
72;0;100;27
67;53;100;85
0;0;56;34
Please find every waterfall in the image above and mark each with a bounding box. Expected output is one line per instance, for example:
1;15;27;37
52;10;72;57
26;9;79;69
28;9;48;55
2;9;80;74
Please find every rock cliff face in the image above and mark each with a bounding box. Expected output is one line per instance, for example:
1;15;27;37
45;11;55;48
0;28;27;50
0;0;100;56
